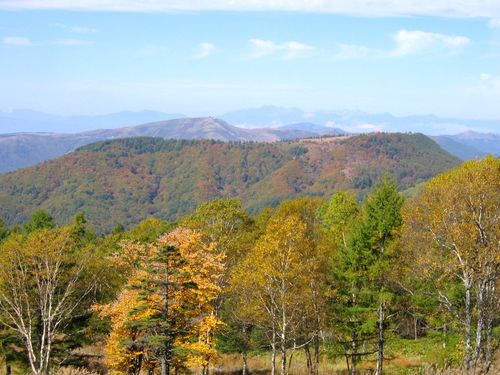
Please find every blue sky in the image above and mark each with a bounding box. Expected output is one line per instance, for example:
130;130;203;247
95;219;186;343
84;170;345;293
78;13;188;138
1;1;500;120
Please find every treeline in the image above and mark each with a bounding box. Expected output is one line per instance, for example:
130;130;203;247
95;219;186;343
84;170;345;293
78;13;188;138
0;157;498;375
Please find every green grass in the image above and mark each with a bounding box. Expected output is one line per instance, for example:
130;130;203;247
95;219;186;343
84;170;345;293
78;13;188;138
215;333;464;374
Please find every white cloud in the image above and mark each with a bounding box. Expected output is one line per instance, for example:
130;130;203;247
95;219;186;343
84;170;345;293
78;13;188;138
249;39;279;58
196;42;215;58
53;38;91;46
3;36;32;46
281;41;314;60
391;29;469;57
249;38;314;60
334;29;469;60
326;121;383;133
1;1;500;19
488;19;500;28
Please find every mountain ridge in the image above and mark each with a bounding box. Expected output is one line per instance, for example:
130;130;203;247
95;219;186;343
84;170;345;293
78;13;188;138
0;132;460;233
0;117;347;173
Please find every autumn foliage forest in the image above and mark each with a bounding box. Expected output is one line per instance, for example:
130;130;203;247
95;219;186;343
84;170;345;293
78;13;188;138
0;156;498;375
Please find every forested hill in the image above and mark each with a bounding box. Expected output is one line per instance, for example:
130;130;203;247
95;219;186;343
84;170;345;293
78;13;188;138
0;133;460;232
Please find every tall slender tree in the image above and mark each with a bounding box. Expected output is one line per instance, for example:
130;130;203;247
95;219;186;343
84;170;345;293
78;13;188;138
329;177;403;374
0;227;99;375
403;156;500;373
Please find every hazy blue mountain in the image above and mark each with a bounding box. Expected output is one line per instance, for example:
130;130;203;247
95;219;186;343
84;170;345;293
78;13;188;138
431;136;486;160
3;106;499;135
432;131;499;160
0;109;185;134
449;131;500;155
220;105;500;135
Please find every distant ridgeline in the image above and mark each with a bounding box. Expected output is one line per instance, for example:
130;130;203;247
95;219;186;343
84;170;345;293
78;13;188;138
0;133;460;233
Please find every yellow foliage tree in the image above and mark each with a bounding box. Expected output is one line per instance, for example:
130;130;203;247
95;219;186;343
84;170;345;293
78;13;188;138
0;227;98;375
232;209;319;375
94;271;158;375
403;156;499;372
98;228;225;375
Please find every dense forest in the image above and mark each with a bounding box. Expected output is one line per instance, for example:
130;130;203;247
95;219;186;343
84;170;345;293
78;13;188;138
0;133;460;233
0;156;497;375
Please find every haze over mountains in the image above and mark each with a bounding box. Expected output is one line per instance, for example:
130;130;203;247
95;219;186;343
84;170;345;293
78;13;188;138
0;117;347;173
0;106;498;173
2;105;500;135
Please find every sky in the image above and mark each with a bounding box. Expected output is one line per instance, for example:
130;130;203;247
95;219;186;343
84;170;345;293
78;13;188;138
1;1;500;120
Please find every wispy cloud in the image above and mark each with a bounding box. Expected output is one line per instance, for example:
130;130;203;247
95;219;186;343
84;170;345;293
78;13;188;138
3;36;32;46
282;41;315;59
1;1;500;19
390;30;469;57
196;42;215;58
334;29;469;60
249;39;314;60
54;23;97;33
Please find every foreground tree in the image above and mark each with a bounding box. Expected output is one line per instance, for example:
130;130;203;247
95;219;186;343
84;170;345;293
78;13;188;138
327;178;403;374
362;176;404;375
99;228;225;375
0;226;98;375
232;198;326;375
319;192;365;374
403;156;500;373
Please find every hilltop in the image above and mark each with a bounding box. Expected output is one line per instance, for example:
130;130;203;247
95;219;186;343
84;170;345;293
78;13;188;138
0;133;459;232
0;117;345;173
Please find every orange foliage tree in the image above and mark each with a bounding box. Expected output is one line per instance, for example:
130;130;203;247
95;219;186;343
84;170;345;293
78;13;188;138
96;228;225;375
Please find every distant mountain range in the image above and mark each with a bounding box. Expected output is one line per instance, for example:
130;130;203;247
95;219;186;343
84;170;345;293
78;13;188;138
431;131;500;160
0;117;347;173
2;105;500;135
0;107;498;173
0;133;460;232
220;105;500;135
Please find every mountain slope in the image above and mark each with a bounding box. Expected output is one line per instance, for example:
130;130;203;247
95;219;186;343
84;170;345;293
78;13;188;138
431;135;486;160
450;131;500;155
0;133;460;233
432;131;499;160
0;117;333;173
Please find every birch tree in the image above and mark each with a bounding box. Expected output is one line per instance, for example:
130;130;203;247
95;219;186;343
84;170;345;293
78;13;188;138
0;227;97;375
403;156;500;373
232;197;324;375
